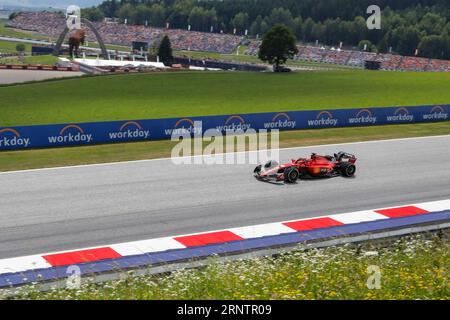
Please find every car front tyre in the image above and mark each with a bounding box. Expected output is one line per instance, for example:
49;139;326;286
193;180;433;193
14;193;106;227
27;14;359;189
284;167;300;183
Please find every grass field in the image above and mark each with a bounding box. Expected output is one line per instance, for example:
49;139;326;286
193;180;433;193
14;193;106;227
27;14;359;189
1;122;448;172
13;233;449;300
0;70;449;126
0;54;59;65
0;39;32;54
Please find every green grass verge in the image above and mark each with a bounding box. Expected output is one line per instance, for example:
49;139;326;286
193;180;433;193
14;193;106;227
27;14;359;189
0;39;32;54
1;70;449;126
0;54;59;65
12;233;449;300
0;122;448;172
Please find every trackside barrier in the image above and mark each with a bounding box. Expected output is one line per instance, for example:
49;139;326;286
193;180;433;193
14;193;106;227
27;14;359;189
0;64;77;71
0;104;448;151
174;57;267;72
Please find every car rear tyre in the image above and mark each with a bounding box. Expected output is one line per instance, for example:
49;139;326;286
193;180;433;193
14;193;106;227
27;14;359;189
340;163;356;177
284;167;300;183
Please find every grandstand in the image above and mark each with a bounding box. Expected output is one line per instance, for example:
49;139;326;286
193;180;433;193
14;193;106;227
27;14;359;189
373;53;402;71
322;49;352;65
246;42;449;72
6;12;450;72
7;12;242;54
345;51;377;67
294;46;327;63
399;56;430;72
427;59;450;72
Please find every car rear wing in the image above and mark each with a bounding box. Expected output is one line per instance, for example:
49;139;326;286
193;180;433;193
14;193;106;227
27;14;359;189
336;151;357;163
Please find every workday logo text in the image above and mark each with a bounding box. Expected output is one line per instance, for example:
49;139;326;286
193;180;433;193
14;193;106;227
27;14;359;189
423;106;448;121
0;128;30;148
387;107;414;122
165;118;202;136
216;115;251;132
264;113;296;129
109;121;150;140
308;111;338;127
349;109;377;125
48;125;93;144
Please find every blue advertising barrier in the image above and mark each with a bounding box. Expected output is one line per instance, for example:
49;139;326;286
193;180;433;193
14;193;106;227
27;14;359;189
0;104;448;151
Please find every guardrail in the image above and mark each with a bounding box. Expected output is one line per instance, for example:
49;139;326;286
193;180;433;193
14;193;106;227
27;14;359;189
0;64;78;72
0;104;448;151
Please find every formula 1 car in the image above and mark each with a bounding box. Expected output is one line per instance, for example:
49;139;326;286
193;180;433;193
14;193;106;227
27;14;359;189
254;152;357;183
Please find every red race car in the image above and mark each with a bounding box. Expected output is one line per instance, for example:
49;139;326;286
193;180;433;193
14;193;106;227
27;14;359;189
254;151;357;183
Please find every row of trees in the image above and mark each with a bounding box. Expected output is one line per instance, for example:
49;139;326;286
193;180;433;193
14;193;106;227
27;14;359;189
81;0;450;59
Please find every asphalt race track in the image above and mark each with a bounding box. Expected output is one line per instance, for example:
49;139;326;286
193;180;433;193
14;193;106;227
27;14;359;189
0;70;84;85
0;135;449;259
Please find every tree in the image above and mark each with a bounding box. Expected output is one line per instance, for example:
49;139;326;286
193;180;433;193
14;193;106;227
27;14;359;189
302;17;315;42
377;34;389;53
419;12;446;36
16;43;26;63
268;8;294;31
353;16;367;43
82;7;105;22
117;3;137;24
232;12;249;33
293;17;303;40
258;24;298;72
16;44;26;53
135;4;152;25
358;40;376;52
324;18;341;45
249;15;262;36
260;19;270;35
396;26;421;56
99;0;117;18
418;35;449;60
188;6;217;32
311;22;325;43
204;8;218;32
168;0;194;29
150;4;166;27
158;35;174;66
188;6;204;31
9;12;20;20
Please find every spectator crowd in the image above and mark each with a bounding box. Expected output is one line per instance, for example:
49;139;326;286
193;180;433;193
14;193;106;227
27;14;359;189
245;40;450;72
8;12;242;54
7;12;450;72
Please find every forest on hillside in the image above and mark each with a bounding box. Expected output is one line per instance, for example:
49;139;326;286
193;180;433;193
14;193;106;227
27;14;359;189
79;0;450;59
